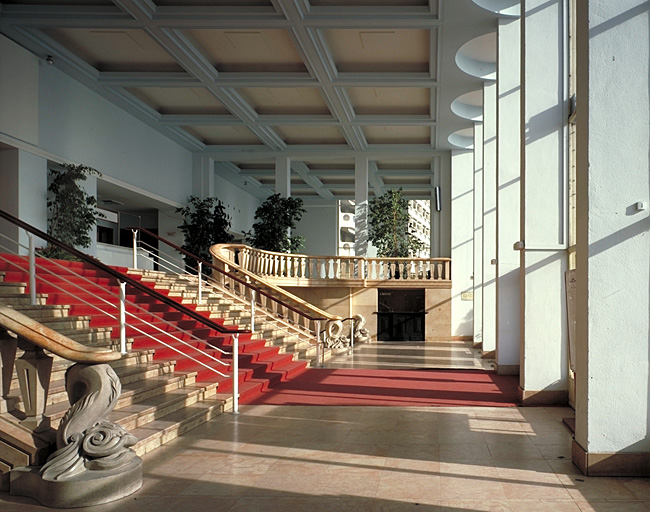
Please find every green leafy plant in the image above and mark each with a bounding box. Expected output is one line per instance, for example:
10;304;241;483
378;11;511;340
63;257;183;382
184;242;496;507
40;163;102;260
245;193;305;253
176;196;234;269
368;188;424;258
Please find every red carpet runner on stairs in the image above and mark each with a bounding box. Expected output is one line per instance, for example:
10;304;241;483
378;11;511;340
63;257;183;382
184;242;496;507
0;255;307;403
246;368;519;407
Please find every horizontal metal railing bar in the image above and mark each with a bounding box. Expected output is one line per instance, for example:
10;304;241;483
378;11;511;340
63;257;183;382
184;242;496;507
0;209;248;335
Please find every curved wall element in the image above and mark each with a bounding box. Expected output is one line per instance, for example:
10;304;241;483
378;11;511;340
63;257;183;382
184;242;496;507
451;90;484;121
472;0;520;16
448;128;475;149
455;33;497;80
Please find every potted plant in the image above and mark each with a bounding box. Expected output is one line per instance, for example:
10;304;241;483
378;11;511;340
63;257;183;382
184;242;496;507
368;188;424;258
245;193;305;253
40;163;102;260
176;196;234;270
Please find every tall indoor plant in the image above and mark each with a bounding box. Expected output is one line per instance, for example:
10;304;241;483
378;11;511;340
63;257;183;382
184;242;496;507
41;163;102;260
176;196;234;269
368;188;423;258
245;193;305;253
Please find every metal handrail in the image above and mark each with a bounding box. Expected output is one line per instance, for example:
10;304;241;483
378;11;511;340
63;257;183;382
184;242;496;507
0;239;230;378
0;209;247;337
135;237;312;344
0;208;246;410
127;227;335;324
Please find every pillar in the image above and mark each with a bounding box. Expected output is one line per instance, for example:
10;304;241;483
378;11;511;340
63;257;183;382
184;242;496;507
275;156;291;198
192;154;213;199
574;0;650;476
518;0;569;404
473;122;484;347
0;148;48;255
482;81;497;355
495;16;521;375
354;155;369;256
433;154;452;258
451;150;475;339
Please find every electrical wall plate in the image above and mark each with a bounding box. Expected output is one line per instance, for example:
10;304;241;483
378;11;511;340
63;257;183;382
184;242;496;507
636;201;647;211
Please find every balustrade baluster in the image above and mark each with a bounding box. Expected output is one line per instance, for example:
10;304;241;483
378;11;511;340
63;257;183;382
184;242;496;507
333;258;339;279
437;262;443;279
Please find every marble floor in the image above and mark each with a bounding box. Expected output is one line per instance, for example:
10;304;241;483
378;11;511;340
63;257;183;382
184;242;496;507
4;345;643;512
5;404;650;512
324;339;494;371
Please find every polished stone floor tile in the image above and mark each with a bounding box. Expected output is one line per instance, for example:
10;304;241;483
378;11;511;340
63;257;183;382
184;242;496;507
325;340;494;370
2;343;647;512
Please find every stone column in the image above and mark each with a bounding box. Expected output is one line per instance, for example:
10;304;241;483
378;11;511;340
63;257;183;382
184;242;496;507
495;15;521;375
519;0;569;404
275;156;291;198
192;154;214;199
482;81;497;355
574;0;650;476
0;149;48;255
451;150;475;339
434;154;452;258
473;122;484;348
354;155;369;257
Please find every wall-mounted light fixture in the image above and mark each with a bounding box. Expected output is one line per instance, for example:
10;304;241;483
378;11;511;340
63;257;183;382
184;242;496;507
46;55;54;65
434;186;442;212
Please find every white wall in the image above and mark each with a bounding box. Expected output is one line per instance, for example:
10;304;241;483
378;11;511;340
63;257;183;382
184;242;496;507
451;150;474;337
293;201;338;255
0;34;195;262
0;36;39;146
37;64;192;206
213;166;261;238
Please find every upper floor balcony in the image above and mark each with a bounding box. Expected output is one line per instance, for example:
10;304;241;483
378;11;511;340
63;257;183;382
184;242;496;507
213;244;451;289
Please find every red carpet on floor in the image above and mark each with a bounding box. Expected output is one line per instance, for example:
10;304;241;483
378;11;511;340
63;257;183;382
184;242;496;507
245;368;519;407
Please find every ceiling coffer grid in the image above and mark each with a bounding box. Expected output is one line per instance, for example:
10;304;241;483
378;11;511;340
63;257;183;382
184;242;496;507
0;0;494;200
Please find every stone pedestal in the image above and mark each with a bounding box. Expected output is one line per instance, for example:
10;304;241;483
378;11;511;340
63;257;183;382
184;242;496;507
10;457;142;508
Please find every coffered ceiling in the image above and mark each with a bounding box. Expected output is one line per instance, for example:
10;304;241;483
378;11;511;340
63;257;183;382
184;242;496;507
0;0;500;200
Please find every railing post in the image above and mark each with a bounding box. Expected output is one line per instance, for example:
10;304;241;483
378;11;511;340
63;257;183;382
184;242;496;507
197;261;202;304
119;281;127;355
349;317;355;354
315;320;321;367
250;290;256;332
28;233;36;306
232;333;239;414
132;229;138;269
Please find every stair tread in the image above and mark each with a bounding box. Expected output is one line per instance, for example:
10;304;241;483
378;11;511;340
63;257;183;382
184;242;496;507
0;258;320;466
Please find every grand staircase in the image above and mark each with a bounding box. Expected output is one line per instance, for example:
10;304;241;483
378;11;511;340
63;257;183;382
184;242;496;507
0;254;320;490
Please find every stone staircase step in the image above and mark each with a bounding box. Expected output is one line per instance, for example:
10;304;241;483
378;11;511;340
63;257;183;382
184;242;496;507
0;293;48;306
130;397;229;456
0;282;27;294
4;304;71;319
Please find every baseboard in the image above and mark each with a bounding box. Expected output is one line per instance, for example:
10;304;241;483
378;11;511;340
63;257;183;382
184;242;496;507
495;364;519;376
518;386;568;406
572;440;650;476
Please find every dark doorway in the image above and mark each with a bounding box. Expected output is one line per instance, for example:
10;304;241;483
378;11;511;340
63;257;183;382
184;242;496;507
376;289;425;341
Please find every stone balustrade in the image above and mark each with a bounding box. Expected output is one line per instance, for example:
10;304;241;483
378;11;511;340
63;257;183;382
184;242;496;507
213;244;451;287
